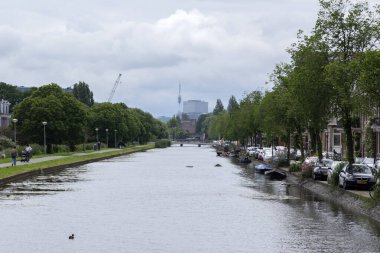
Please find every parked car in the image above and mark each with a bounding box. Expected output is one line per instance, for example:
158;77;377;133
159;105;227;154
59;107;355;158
376;159;380;171
312;158;333;180
338;163;377;190
247;146;259;157
303;156;319;166
362;157;375;169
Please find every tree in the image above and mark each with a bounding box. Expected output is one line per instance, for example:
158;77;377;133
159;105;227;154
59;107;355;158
195;113;211;134
167;116;184;140
288;33;332;159
239;91;263;146
314;0;380;163
88;103;141;145
12;83;87;151
227;95;239;114
0;82;33;112
213;99;225;115
358;50;380;107
73;81;94;106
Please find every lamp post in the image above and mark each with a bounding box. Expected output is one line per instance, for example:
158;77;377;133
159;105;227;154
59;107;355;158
42;121;47;154
12;118;18;145
114;130;117;148
106;129;109;148
95;128;99;142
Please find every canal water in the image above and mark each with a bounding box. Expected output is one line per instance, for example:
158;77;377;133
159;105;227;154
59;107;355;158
0;145;380;253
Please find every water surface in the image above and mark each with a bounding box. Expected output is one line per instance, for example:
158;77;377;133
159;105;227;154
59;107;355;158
0;145;379;252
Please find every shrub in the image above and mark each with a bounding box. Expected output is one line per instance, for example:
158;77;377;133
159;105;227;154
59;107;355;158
30;144;44;156
301;163;313;179
329;162;346;187
277;158;289;167
0;136;14;149
155;139;171;148
289;163;301;173
52;144;70;153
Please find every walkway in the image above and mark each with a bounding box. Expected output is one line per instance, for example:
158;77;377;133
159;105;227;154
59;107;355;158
0;149;119;169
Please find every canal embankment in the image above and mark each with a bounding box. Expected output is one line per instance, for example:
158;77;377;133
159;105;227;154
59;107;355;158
281;167;380;224
0;144;155;187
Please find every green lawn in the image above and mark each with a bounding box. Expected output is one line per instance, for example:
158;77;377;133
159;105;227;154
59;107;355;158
0;144;154;179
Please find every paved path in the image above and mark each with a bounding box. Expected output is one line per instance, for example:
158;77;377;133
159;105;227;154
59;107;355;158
0;149;119;169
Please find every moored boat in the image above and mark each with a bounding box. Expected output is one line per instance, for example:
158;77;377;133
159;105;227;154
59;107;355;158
255;164;272;173
264;169;287;180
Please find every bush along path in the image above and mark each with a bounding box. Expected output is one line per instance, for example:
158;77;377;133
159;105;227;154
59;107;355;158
0;144;155;185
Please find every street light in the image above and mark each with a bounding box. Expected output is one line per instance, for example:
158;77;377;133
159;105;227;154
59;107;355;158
95;128;99;142
12;118;18;145
114;130;117;148
42;121;47;154
106;129;109;147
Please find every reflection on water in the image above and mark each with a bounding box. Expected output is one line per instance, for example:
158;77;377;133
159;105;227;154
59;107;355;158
0;145;379;253
0;167;88;200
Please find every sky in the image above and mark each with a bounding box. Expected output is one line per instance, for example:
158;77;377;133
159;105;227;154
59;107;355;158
0;0;328;117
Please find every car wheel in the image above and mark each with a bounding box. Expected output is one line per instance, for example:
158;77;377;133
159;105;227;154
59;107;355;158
343;179;349;190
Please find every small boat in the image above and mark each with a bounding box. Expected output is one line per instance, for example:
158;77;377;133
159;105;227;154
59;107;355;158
264;169;287;180
255;164;272;173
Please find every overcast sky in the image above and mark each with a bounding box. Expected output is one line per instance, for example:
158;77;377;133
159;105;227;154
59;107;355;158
0;0;326;117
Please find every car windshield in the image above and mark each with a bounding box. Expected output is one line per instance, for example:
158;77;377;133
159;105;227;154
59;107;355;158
322;160;333;166
350;165;371;174
363;158;375;164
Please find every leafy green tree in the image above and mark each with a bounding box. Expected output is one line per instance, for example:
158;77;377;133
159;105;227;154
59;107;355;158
239;91;263;146
0;82;33;112
207;112;229;140
12;83;87;151
72;81;94;106
314;0;380;163
358;50;380;106
227;95;239;114
213;99;225;115
288;34;332;159
167;116;184;140
88;103;141;146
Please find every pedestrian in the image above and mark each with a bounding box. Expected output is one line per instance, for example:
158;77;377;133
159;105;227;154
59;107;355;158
11;146;17;166
25;144;32;161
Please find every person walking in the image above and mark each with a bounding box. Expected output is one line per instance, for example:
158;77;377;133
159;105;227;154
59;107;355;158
25;144;32;161
11;146;17;166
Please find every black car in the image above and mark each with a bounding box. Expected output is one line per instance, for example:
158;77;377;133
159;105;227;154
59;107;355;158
338;163;377;190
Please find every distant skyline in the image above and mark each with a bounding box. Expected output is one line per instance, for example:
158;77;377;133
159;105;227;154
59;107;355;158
1;0;376;117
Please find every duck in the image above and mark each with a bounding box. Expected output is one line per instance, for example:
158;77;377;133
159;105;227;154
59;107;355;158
69;234;75;240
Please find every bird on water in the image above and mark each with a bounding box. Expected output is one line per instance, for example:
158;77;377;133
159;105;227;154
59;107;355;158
69;234;75;239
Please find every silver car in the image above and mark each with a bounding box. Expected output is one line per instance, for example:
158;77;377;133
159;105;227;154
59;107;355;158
338;163;377;190
312;159;333;180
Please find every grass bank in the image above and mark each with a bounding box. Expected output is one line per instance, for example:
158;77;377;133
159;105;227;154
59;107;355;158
0;144;154;181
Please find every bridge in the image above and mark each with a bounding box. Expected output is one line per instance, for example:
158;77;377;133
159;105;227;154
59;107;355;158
172;141;212;147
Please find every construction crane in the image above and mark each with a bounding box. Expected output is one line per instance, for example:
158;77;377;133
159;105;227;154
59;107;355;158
108;73;122;102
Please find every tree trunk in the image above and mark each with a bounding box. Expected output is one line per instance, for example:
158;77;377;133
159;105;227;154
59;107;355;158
316;130;323;161
287;131;291;162
343;113;354;164
297;126;305;160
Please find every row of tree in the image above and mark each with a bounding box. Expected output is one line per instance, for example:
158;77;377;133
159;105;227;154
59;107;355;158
3;82;167;151
204;0;380;163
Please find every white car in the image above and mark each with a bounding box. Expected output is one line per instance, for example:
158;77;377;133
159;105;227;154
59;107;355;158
327;161;348;182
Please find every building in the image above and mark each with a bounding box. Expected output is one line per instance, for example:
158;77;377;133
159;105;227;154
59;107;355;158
181;119;197;134
0;99;11;128
183;100;208;120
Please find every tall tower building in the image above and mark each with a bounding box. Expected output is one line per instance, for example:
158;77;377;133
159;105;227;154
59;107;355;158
183;100;208;120
177;83;181;116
